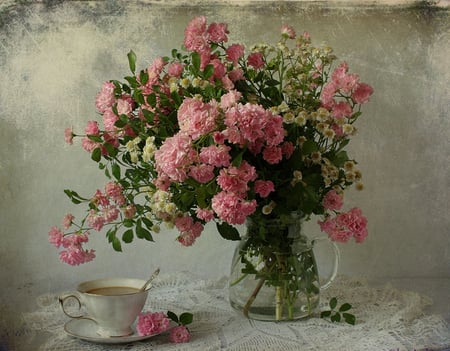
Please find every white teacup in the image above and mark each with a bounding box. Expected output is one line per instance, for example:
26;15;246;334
59;278;148;337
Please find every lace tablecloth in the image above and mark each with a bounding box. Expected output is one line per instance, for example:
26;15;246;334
14;273;450;351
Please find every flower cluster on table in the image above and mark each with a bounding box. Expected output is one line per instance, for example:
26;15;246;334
48;16;373;265
137;310;192;343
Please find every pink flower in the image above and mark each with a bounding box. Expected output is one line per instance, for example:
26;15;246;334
48;226;64;248
102;206;119;223
59;246;96;266
247;52;265;70
116;98;132;116
169;325;191;343
211;191;256;225
122;204;136;219
281;24;296;39
320;82;337;108
189;164;215;183
263;114;284;146
81;137;100;153
254;180;275;198
175;215;204;246
318;217;352;243
228;68;245;82
184;16;209;53
226;44;245;65
224;103;268;145
95;81;115;113
154;133;197;182
352;83;374;104
136;312;170;336
87;210;106;231
318;207;368;243
85;121;100;135
199;144;231;167
332;101;353;118
168;62;184;77
322;190;343;211
105;182;125;205
281;142;295;159
207;22;228;43
92;189;110;207
103;109;119;131
64;127;74;145
220;90;242;109
62;214;75;229
196;208;214;222
178;98;218;140
337;208;368;243
217;162;256;194
262;145;283;164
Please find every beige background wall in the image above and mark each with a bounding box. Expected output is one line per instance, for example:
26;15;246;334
0;1;449;305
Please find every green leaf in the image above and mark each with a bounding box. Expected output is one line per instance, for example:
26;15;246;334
111;163;121;180
320;310;331;318
127;50;137;73
112;236;122;252
301;139;319;155
343;313;356;325
167;311;179;323
179;312;193;326
104;143;118;158
216;222;241;241
202;64;214;80
136;220;154;241
329;297;338;310
331;312;341;323
91;147;101;162
122;229;134;243
191;52;200;72
339;303;352;312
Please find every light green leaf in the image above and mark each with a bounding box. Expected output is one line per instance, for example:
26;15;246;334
127;50;137;73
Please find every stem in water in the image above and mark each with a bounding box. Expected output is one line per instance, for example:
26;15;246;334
243;277;265;318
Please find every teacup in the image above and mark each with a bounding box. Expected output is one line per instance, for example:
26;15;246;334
59;278;148;337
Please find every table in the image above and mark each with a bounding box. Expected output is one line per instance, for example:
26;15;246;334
2;273;450;351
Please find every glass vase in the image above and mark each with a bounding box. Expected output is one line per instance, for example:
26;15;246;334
229;213;339;321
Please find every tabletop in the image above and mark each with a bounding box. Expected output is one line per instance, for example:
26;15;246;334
2;272;449;351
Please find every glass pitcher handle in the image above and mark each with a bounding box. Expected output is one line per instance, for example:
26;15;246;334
312;237;340;290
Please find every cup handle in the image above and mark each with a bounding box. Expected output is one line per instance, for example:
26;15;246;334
59;294;87;319
311;237;340;290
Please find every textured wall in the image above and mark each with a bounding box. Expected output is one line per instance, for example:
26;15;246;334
0;1;449;303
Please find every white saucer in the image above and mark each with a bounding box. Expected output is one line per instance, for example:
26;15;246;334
64;318;162;344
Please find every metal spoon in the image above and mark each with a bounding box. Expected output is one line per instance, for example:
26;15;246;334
140;267;160;291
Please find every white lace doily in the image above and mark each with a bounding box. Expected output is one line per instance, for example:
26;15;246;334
14;273;450;350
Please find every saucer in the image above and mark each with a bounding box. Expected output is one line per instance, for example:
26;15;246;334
64;319;162;344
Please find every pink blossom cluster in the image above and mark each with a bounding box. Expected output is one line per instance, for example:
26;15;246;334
86;181;131;232
175;215;204;246
136;311;170;336
318;207;368;243
48;226;95;265
136;311;191;343
169;325;191;343
153;92;285;232
320;62;374;118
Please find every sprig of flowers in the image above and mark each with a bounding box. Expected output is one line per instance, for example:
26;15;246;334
49;16;373;265
136;310;193;343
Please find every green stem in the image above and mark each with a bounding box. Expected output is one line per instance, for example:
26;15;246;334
243;277;265;318
275;286;282;320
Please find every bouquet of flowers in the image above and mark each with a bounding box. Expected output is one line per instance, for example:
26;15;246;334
49;16;373;273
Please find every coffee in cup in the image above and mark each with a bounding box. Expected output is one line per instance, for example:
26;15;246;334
59;278;148;337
